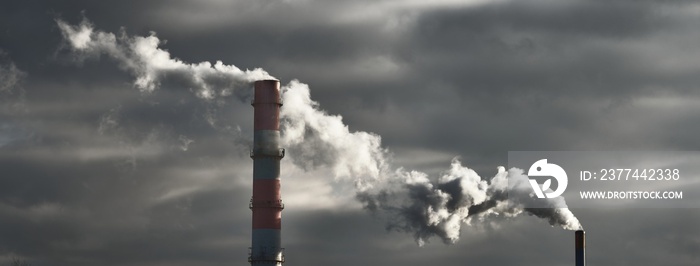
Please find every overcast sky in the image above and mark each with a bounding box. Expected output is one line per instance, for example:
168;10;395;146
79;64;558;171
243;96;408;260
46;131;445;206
1;0;699;265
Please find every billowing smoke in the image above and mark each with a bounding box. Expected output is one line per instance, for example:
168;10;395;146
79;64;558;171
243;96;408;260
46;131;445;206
56;17;273;100
352;158;581;245
279;80;388;189
279;70;581;246
57;17;581;246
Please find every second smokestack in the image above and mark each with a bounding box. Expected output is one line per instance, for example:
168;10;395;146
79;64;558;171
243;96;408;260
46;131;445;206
575;230;585;266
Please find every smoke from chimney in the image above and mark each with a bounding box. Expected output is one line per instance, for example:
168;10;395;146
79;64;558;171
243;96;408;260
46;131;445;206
57;17;582;246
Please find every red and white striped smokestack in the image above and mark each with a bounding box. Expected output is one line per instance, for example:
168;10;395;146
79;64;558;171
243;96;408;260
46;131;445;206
249;80;285;265
575;230;585;266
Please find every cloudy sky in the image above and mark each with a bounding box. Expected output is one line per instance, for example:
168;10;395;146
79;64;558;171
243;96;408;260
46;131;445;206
1;0;700;265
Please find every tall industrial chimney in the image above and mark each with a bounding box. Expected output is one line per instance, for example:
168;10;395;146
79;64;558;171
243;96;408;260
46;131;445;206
575;230;585;266
249;79;285;266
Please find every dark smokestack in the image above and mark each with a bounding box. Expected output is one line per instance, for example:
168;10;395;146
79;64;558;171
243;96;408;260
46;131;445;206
249;80;285;265
575;230;585;266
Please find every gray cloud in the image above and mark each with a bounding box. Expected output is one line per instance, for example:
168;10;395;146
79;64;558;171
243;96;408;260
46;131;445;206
0;52;26;116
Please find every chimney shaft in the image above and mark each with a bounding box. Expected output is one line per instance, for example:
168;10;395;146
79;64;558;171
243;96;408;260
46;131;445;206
575;230;585;266
250;80;285;266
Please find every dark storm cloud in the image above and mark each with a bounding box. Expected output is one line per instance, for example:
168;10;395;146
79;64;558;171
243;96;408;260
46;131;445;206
1;0;700;265
336;0;700;156
0;116;255;265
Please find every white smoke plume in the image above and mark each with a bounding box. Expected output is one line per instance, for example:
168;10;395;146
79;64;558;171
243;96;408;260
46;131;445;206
354;162;581;245
280;80;389;189
57;18;581;246
56;17;273;100
279;80;581;245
